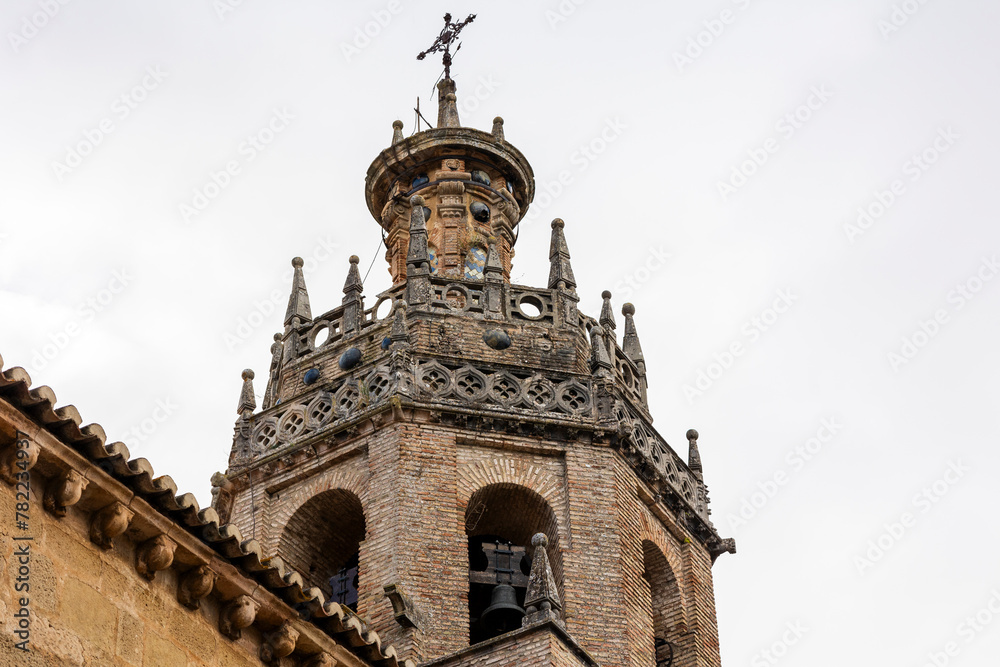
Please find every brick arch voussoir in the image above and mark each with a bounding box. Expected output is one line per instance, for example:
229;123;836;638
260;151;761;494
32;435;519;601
265;467;370;555
638;506;690;626
457;458;566;540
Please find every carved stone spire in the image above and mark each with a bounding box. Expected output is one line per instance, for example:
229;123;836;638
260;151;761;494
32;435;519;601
599;290;616;354
230;369;256;468
262;334;283;410
492;116;505;141
437;78;461;128
389;299;413;393
342;254;365;337
622;302;649;407
237;369;256;418
485;238;503;280
390;299;409;344
406;195;431;306
392;119;404;145
621;303;644;365
522;533;562;627
484;239;504;319
283;257;312;331
687;429;703;481
547;219;576;293
589;323;614;379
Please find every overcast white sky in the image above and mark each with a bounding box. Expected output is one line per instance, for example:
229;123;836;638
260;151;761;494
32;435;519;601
3;1;999;664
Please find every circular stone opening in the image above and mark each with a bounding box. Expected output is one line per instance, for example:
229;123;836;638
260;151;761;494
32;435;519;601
518;295;544;319
374;298;393;321
313;325;330;347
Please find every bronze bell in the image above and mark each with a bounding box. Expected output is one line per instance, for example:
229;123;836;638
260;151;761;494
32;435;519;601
480;583;525;633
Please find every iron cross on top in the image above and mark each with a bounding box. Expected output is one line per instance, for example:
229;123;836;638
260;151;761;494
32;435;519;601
416;12;476;79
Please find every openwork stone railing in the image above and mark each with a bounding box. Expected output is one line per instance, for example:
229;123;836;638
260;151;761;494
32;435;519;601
250;363;396;453
248;357;593;459
413;360;592;417
614;402;708;522
292;286;404;360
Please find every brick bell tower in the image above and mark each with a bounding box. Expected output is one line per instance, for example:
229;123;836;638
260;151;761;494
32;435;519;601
215;48;736;667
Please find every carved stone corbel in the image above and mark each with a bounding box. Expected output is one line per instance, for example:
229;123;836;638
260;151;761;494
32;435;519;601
260;621;299;664
43;468;89;517
89;502;134;549
220;595;258;640
303;652;338;667
178;564;217;609
383;583;423;629
0;431;39;485
135;534;177;581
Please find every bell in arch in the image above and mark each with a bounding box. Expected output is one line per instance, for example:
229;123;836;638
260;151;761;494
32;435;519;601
480;583;525;634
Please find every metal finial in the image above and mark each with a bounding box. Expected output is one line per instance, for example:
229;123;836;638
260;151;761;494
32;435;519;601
416;13;477;80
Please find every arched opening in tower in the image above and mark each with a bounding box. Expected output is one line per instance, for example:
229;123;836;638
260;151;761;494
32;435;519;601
279;488;366;612
464;483;563;645
641;540;685;667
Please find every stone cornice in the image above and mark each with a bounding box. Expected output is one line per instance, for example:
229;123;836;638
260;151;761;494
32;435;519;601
0;354;413;667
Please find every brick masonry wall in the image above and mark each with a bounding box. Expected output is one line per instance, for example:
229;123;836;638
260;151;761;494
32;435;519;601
231;414;724;667
0;468;266;666
425;623;595;667
614;458;721;667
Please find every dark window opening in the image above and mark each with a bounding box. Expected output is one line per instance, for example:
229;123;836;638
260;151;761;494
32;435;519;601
329;551;360;611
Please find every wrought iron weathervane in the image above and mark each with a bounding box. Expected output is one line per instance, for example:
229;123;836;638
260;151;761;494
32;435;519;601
416;12;476;80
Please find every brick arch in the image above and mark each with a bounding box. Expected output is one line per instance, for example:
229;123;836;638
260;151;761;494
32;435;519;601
637;506;687;592
641;539;688;667
457;458;565;536
278;488;366;597
463;482;566;644
270;466;369;533
636;508;692;657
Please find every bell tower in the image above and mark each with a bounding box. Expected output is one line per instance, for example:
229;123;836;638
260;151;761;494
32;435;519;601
215;17;735;667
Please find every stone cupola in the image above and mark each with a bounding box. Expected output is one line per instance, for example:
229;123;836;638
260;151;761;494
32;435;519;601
365;77;535;285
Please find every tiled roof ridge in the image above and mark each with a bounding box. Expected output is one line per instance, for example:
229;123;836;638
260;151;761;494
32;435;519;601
0;351;414;667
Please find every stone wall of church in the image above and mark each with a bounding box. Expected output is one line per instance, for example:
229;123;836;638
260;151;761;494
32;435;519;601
0;467;266;666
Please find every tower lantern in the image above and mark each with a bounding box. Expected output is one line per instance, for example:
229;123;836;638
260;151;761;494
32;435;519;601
219;14;735;667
